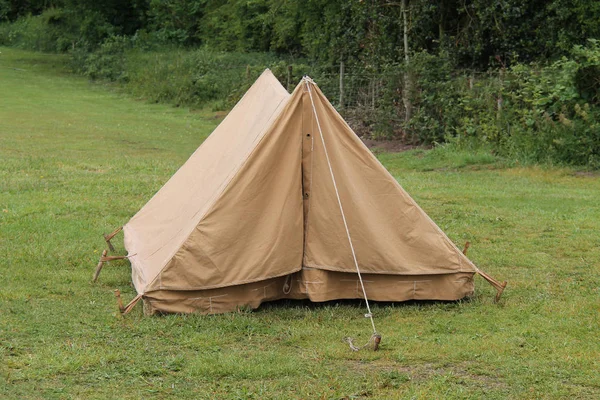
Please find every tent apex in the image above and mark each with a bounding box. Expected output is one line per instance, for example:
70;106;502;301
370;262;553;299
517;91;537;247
302;75;317;85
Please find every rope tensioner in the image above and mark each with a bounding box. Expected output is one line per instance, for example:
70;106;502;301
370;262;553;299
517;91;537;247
93;227;132;283
103;226;122;252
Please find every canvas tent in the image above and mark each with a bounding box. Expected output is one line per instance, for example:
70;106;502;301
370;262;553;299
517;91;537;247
99;70;505;315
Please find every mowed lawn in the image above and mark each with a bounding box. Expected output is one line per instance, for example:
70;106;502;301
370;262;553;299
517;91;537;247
1;47;599;399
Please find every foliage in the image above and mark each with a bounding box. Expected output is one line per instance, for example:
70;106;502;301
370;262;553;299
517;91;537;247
70;35;322;110
146;0;205;46
3;0;599;67
1;1;599;166
122;48;279;109
494;41;600;167
72;35;132;81
0;7;115;52
0;0;9;22
404;51;460;143
396;41;600;167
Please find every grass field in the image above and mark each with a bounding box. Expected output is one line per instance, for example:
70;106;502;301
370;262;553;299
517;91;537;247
1;47;599;399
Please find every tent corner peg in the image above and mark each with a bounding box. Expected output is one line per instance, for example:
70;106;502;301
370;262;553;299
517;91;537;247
114;289;125;313
462;241;470;255
344;332;382;352
92;250;131;283
373;334;382;351
494;280;508;303
476;268;507;303
103;226;123;253
92;249;108;282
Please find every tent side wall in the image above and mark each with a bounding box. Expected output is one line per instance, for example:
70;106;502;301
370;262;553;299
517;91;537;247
294;269;474;303
144;84;306;293
302;82;477;277
124;70;290;293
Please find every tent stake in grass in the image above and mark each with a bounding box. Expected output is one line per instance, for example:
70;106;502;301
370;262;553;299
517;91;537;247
461;241;506;301
103;226;123;253
462;241;470;255
92;251;134;283
93;249;108;282
114;289;125;313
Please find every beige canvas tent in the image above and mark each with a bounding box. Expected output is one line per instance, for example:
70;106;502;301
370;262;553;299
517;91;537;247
99;70;505;315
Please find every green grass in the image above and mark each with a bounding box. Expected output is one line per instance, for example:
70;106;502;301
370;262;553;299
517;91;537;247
1;47;599;399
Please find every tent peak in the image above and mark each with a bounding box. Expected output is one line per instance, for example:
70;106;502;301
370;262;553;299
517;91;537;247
301;75;317;86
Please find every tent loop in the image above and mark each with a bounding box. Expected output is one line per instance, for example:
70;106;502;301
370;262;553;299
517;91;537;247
303;78;378;338
282;274;293;294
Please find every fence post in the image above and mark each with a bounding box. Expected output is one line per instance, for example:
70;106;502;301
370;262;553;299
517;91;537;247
339;61;345;109
402;0;413;121
287;65;292;91
372;80;375;109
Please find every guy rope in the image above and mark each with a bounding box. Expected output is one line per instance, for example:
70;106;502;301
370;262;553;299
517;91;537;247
304;77;381;351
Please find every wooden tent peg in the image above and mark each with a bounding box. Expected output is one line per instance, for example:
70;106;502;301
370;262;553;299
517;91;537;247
462;241;471;255
103;226;123;253
114;289;125;313
93;250;108;282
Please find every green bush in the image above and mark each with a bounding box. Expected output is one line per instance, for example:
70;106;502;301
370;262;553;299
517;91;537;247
0;8;115;52
496;41;600;166
122;48;275;109
0;0;9;22
72;35;131;81
0;10;65;52
402;42;600;168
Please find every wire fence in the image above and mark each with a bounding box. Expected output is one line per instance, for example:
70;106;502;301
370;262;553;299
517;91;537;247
309;66;406;137
305;64;505;139
231;60;505;139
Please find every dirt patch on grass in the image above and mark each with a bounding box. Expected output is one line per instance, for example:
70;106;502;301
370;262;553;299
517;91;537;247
347;360;508;390
361;139;425;153
212;111;228;119
572;170;600;178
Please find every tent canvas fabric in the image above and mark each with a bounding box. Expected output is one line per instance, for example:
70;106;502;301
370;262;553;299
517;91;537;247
120;69;501;315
